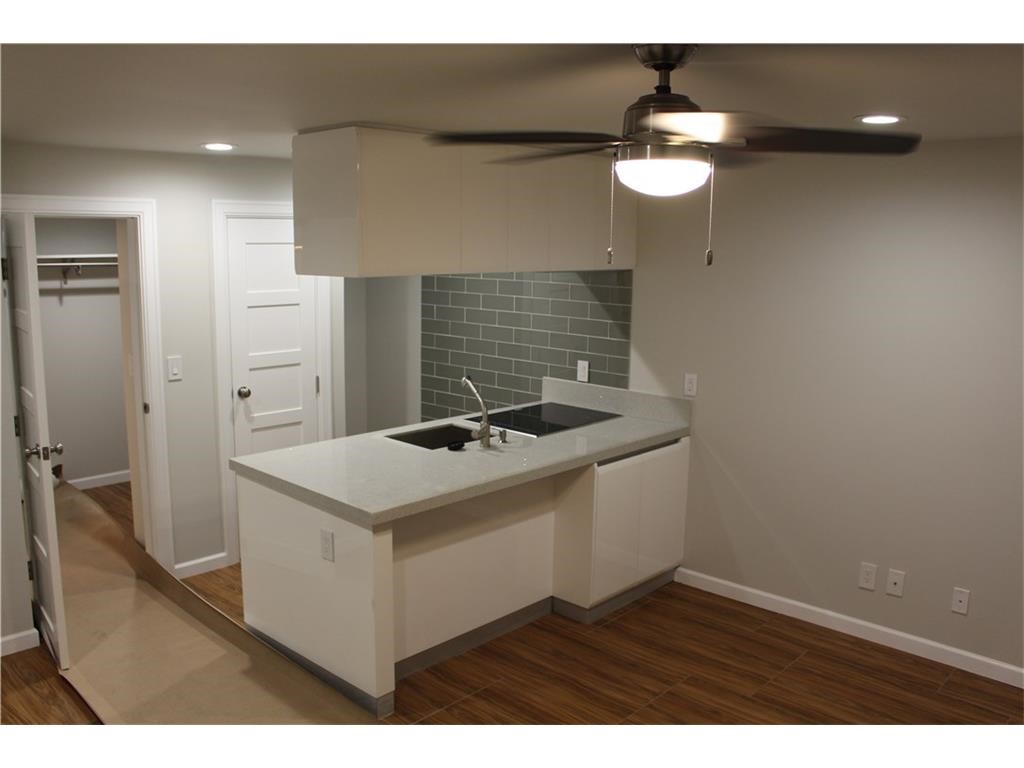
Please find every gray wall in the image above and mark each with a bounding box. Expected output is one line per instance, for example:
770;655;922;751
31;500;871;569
630;136;1023;666
2;141;293;567
36;218;129;484
421;270;632;419
342;276;421;434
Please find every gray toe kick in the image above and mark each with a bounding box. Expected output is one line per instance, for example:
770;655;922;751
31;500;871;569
552;569;676;624
247;624;395;719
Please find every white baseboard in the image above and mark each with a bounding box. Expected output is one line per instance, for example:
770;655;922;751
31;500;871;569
68;469;131;490
2;627;40;656
173;551;238;580
675;567;1024;689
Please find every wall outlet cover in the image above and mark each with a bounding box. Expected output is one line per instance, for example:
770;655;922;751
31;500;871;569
684;373;698;397
319;529;335;562
858;562;877;591
576;359;590;382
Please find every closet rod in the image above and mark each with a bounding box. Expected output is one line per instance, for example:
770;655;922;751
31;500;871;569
38;262;118;268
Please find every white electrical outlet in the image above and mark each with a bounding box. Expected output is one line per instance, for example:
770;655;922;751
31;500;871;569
319;529;335;562
858;562;877;591
683;373;698;397
166;354;183;382
576;360;590;382
885;568;905;597
951;587;970;615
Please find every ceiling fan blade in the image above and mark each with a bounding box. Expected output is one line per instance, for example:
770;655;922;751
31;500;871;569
492;144;620;164
432;131;626;145
732;126;921;155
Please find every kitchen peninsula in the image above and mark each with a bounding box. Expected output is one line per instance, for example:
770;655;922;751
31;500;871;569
229;379;691;717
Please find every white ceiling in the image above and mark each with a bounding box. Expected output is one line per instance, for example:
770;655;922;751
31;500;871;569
1;44;1021;158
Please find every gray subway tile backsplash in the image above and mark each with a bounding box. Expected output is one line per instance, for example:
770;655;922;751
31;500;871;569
420;270;632;420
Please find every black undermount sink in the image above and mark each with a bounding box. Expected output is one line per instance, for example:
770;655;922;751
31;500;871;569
387;424;478;450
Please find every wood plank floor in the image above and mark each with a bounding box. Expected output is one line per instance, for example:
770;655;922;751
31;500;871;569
1;646;99;725
81;482;134;540
183;564;244;624
11;482;1020;725
384;584;1023;725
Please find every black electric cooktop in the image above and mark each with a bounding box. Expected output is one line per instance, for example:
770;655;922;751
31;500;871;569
468;402;619;437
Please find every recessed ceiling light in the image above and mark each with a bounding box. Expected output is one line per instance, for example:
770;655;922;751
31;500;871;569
203;142;235;151
857;115;902;125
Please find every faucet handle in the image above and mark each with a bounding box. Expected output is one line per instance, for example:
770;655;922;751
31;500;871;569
498;429;508;444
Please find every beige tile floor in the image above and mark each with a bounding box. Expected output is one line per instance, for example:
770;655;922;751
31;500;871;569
55;483;374;724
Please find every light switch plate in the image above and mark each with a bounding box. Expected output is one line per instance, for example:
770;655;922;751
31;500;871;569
576;360;590;382
166;355;183;382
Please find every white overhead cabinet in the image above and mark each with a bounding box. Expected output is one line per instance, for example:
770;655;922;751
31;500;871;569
292;126;637;278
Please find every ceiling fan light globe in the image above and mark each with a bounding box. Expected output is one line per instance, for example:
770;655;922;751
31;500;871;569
615;158;711;196
615;143;712;196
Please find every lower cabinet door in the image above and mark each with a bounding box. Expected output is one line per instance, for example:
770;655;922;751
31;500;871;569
637;439;689;577
592;453;642;603
592;438;691;604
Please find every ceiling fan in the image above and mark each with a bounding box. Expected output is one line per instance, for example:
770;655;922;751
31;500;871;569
432;44;922;198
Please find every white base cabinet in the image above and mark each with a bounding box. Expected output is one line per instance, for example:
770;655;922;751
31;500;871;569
292;126;637;278
554;438;690;608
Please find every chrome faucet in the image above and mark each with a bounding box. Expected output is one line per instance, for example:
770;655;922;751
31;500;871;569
461;375;504;448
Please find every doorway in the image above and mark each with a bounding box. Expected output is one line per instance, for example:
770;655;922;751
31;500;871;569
36;218;134;530
2;196;172;669
204;202;334;580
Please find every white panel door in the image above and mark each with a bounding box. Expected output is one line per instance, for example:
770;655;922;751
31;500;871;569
3;212;70;668
228;218;319;456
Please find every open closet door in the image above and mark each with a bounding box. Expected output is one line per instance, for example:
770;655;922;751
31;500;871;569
3;212;71;668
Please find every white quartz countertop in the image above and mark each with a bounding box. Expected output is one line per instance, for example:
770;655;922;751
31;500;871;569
229;379;690;529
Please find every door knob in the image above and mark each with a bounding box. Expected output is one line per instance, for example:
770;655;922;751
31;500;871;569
24;442;62;459
237;386;252;399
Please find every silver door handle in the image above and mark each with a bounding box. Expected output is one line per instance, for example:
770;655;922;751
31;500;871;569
24;442;62;459
237;386;252;399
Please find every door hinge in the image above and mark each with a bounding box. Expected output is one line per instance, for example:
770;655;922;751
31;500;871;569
315;375;320;396
13;414;20;437
27;561;34;582
142;402;150;414
1;257;9;281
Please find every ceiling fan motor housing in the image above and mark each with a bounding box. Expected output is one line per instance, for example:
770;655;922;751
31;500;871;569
623;91;704;144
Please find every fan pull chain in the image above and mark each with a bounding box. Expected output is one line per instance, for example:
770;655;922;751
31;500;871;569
607;155;616;265
705;153;716;267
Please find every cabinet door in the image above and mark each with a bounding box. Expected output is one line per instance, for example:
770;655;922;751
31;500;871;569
592;453;642;603
461;145;509;273
547;154;606;271
637;439;690;577
508;161;549;272
359;129;462;276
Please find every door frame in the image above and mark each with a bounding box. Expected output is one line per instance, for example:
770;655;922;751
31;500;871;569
0;195;175;570
211;200;335;570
